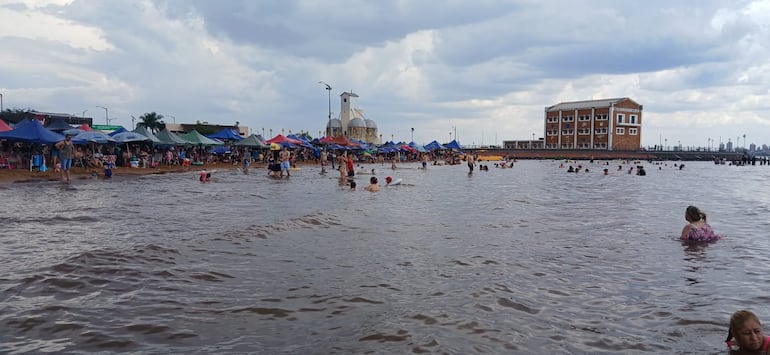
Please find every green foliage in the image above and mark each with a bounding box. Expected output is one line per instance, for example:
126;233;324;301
137;112;165;133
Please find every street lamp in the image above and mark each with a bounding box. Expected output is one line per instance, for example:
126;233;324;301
82;109;87;118
318;81;332;136
168;115;176;124
411;127;414;142
96;105;109;125
131;115;137;130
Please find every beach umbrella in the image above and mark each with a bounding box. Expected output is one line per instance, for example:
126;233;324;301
112;131;150;143
72;131;114;144
63;128;85;136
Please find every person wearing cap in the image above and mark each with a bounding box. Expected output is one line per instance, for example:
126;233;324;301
55;134;75;182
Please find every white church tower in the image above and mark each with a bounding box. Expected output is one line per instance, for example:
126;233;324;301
340;91;358;136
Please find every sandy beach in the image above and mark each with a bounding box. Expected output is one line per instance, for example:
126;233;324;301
0;162;247;184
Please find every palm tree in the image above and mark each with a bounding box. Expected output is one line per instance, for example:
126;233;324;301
137;112;165;133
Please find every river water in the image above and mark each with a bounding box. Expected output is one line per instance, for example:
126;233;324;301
1;160;768;354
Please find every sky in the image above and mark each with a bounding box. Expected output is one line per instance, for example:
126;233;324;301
1;0;769;149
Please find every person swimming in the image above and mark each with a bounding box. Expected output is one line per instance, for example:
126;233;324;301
680;205;722;242
726;310;769;352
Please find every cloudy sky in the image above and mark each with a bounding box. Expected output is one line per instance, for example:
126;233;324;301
1;0;769;149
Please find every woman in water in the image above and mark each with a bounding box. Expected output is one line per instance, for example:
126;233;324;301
726;310;769;353
680;205;721;242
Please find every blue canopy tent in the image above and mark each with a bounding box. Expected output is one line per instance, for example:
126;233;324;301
206;128;243;141
108;127;129;136
0;119;65;144
444;139;463;150
45;117;74;132
424;140;446;151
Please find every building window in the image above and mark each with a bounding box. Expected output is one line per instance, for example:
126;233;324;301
616;127;625;135
629;128;638;135
630;115;637;124
617;114;624;124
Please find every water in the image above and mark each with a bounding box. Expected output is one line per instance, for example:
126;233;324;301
1;160;769;354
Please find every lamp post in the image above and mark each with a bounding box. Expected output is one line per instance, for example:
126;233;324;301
318;81;332;136
168;115;176;124
0;93;3;112
743;134;746;149
411;127;414;142
82;109;87;118
664;138;667;151
96;105;109;125
131;115;137;130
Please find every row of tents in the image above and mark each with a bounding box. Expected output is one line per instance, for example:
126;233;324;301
0;118;465;154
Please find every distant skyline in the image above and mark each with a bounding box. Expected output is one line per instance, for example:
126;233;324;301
1;0;769;148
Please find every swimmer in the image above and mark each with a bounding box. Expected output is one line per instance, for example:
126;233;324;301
680;205;722;242
365;176;379;191
200;169;210;182
726;310;769;352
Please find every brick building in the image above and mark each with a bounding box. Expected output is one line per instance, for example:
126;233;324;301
543;98;642;150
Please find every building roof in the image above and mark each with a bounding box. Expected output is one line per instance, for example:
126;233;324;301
365;118;377;129
546;97;638;111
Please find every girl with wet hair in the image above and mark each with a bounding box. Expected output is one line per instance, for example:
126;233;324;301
685;205;706;223
726;310;769;352
680;205;721;242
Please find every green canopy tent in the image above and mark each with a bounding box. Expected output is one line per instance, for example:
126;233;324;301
180;130;224;146
233;134;268;148
132;126;162;144
155;129;194;146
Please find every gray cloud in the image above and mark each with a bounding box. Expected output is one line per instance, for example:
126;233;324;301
0;0;768;147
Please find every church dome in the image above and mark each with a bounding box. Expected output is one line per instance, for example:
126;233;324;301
327;118;342;128
365;118;377;129
349;117;366;128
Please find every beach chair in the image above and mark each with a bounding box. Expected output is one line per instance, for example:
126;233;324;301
29;154;44;172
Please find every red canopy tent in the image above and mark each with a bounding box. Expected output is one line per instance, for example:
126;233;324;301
320;135;360;147
0;119;12;132
79;124;92;131
265;134;304;145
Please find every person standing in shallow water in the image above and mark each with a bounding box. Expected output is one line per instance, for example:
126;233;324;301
466;153;475;173
55;134;75;182
279;147;291;177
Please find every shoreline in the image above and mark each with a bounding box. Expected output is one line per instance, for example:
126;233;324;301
0;162;251;185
